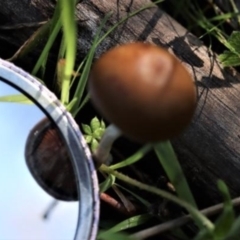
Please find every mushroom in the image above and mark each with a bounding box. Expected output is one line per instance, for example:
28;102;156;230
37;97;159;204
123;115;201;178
88;42;197;164
25;118;78;201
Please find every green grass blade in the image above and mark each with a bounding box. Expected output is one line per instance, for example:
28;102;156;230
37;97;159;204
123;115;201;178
70;58;86;88
99;174;116;193
50;1;61;30
77;94;90;111
71;13;112;115
65;97;78;111
225;215;240;240
106;214;151;233
97;231;133;240
154;141;197;208
110;144;152;170
229;0;240;25
59;0;77;105
53;37;67;91
213;180;235;238
32;1;61;76
0;94;33;104
209;12;240;22
32;18;62;75
7;21;51;62
194;228;214;240
58;36;66;60
115;184;150;207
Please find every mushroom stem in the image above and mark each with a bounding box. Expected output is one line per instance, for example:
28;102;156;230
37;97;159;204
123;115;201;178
94;124;122;166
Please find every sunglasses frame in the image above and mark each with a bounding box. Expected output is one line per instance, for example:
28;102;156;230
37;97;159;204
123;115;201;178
0;59;100;240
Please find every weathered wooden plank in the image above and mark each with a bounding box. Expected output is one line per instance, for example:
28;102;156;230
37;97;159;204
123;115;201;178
1;0;240;206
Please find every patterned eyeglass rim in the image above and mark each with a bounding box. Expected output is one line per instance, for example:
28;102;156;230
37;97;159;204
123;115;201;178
0;58;100;240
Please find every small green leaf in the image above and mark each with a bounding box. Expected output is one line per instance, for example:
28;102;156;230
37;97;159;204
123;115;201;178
90;117;101;131
84;135;92;143
91;138;99;152
219;51;240;67
219;31;240;67
226;31;240;53
93;128;105;139
99;174;116;193
82;124;92;135
100;119;106;129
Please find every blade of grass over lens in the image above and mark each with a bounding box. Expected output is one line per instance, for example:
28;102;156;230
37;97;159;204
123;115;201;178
59;0;77;105
154;141;197;208
0;94;33;104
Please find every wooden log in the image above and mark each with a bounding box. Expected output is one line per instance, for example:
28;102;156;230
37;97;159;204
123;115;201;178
1;0;240;207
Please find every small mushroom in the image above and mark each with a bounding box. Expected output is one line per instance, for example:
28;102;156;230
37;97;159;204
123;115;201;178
25;118;78;201
88;42;197;164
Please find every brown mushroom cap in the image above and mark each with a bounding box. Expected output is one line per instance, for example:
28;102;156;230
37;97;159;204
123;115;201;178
88;42;197;142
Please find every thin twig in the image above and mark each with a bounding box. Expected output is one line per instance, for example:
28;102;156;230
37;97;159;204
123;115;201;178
100;192;135;216
42;199;58;220
100;170;137;215
112;184;137;214
131;196;240;239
